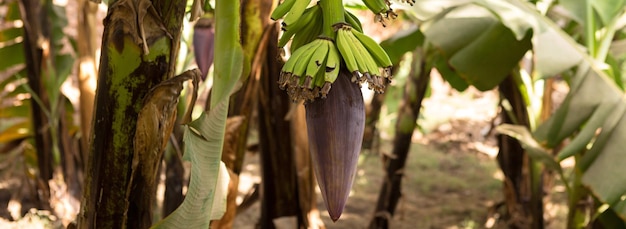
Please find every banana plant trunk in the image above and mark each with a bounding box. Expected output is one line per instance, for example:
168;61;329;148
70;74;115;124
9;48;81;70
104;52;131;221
363;92;385;150
369;48;430;229
78;0;188;227
257;22;310;228
18;0;55;211
497;75;543;228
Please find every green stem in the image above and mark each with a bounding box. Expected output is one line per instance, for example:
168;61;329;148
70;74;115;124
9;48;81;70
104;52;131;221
320;0;345;39
585;0;596;57
567;154;588;228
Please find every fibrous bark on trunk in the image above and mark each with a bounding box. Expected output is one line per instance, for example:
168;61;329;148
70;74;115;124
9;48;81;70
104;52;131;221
78;0;189;227
497;75;541;228
369;48;430;229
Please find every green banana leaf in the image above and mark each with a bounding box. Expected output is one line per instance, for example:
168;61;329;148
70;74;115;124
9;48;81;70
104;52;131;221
422;3;532;91
152;0;245;227
561;0;626;25
416;0;583;88
379;26;424;65
0;121;31;143
0;0;24;72
152;110;231;228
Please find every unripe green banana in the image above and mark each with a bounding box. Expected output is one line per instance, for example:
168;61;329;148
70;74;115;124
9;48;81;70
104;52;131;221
349;39;370;82
351;28;392;68
283;0;312;27
349;34;383;91
282;40;317;79
280;44;310;89
291;18;323;52
361;0;389;15
344;10;363;33
271;0;298;20
335;25;359;75
305;39;330;88
346;28;379;76
341;25;387;92
292;40;321;80
278;5;322;48
324;41;340;84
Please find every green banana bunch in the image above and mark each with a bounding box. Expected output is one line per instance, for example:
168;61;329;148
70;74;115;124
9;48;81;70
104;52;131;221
335;23;391;93
271;0;413;222
361;0;397;26
278;38;341;102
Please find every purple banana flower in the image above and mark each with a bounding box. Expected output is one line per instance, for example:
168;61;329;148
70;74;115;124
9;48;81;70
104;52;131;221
305;70;365;221
193;19;214;80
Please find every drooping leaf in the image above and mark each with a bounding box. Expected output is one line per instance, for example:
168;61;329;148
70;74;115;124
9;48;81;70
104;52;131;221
423;4;532;91
475;0;534;40
0;100;31;118
152;0;243;227
449;23;531;90
596;206;626;228
534;66;619;147
561;0;626;25
380;26;424;65
0;120;31;143
432;53;469;91
496;124;560;171
152;110;230;228
0;26;23;42
592;0;626;25
423;5;496;57
0;43;25;71
406;0;472;21
49;4;69;47
559;0;586;24
532;28;584;77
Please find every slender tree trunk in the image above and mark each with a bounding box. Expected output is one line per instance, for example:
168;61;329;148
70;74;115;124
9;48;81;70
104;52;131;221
363;93;385;150
257;22;306;228
18;0;54;211
78;0;188;227
497;75;541;228
369;48;430;229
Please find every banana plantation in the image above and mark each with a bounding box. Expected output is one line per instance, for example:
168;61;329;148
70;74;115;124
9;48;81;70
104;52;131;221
2;0;626;228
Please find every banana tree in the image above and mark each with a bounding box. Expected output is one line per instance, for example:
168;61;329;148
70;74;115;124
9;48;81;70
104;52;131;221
400;0;626;227
269;0;423;221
